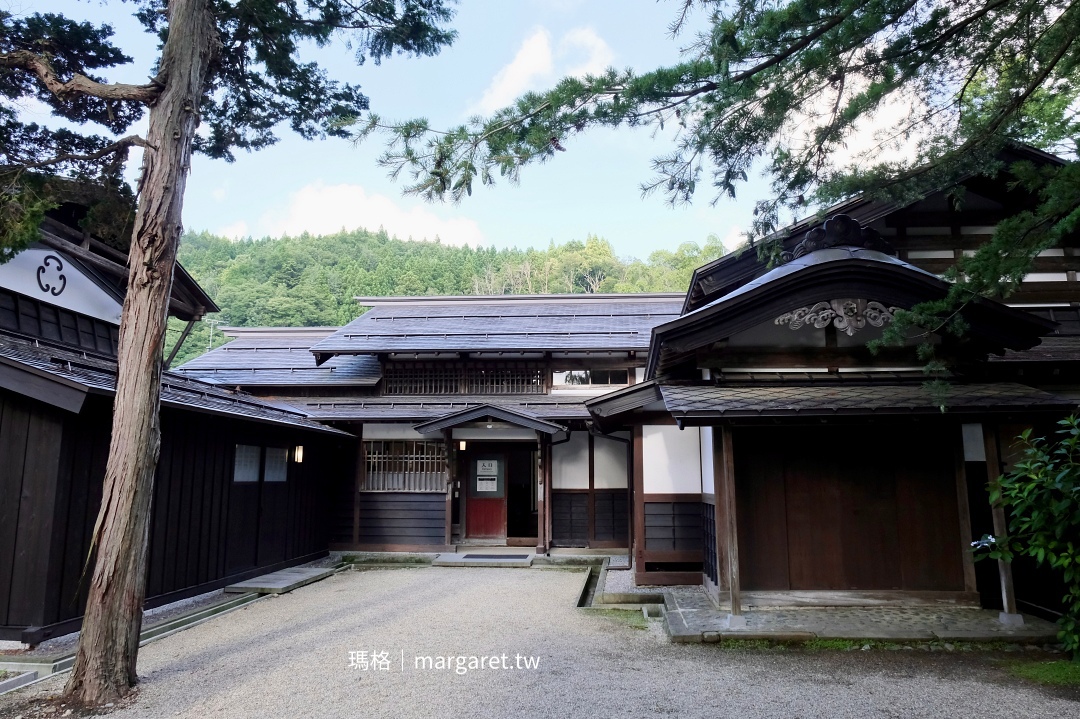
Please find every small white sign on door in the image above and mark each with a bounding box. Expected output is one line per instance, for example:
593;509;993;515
477;459;498;475
476;477;498;492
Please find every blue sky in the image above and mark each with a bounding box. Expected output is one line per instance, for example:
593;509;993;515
23;0;772;259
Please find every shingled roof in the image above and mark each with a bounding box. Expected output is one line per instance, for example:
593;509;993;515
176;327;381;387
0;331;349;435
309;294;684;361
658;381;1075;419
271;394;592;422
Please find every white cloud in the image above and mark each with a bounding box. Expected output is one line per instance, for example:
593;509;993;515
559;28;615;78
470;26;614;115
721;224;747;252
211;186;228;202
217;220;249;240
471;28;554;115
260;181;485;246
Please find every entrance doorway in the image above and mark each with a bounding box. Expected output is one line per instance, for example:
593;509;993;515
461;442;537;544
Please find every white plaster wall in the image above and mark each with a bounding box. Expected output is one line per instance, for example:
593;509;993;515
699;426;715;495
452;427;536;441
642;425;702;494
593;431;630;489
363;423;427;440
961;423;985;462
552;431;589;489
0;248;122;323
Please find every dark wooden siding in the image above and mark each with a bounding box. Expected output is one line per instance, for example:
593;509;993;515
0;392;65;628
592;490;628;543
0;287;118;356
644;502;703;551
1;389;349;640
356;493;446;545
701;496;718;586
734;424;964;592
550;491;588;547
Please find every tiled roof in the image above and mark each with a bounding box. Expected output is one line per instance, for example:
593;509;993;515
0;333;349;435
310;296;684;355
272;394;592;422
992;336;1080;362
659;382;1076;417
176;331;381;386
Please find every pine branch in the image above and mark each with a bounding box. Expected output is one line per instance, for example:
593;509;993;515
0;50;163;104
4;135;154;171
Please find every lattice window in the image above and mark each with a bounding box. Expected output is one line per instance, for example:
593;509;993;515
362;440;447;492
382;361;545;395
382;362;460;394
465;365;544;394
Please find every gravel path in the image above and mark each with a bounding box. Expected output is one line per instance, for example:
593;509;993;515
2;567;1076;718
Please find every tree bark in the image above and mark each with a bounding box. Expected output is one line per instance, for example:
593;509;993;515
63;0;218;706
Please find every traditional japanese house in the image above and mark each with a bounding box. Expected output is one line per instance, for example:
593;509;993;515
175;146;1080;624
0;215;352;645
178;295;685;552
583;146;1080;618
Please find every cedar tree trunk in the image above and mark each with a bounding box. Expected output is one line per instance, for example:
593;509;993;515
64;0;219;705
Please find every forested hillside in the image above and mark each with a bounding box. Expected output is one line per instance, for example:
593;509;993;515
167;227;728;366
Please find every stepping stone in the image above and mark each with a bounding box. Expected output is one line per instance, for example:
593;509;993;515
432;553;533;568
225;567;335;594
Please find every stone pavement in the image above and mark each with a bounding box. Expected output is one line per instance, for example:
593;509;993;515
661;586;1061;644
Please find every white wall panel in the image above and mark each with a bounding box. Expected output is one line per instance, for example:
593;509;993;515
642;425;702;494
552;431;589;489
699;426;715;495
363;423;427;440
593;432;629;489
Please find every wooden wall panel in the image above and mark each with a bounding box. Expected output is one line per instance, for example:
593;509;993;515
551;491;588;546
839;449;902;589
643;501;702;552
895;440;965;591
733;432;790;590
0;395;31;625
356;493;446;545
592;491;628;543
734;424;963;593
2;391;345;637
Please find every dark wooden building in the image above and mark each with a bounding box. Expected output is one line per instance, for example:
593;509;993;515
177;296;684;552
0;221;351;644
170;144;1080;622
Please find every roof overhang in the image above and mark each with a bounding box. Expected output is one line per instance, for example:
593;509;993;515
656;381;1076;423
646;248;1056;378
413;404;567;435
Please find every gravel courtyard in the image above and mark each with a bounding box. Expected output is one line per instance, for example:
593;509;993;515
2;567;1077;718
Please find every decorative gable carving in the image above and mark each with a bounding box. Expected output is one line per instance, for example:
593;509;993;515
775;299;901;336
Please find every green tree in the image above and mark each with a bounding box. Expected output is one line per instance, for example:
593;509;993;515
981;417;1080;658
359;0;1079;317
0;1;455;704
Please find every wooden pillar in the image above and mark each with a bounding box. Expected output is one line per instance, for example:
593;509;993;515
710;427;726;594
443;429;454;547
983;423;1020;618
632;426;645;583
544;434;553;553
536;432;547;554
717;425;742;617
587;433;596;546
352;423;365;545
954;442;978;595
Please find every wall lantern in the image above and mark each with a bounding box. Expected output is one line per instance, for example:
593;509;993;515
459;440;467;451
293;445;304;463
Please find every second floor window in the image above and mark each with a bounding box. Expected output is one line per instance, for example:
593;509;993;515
552;368;629;386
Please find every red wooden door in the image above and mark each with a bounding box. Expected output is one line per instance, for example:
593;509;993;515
466;454;506;539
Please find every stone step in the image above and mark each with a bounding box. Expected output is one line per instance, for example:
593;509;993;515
432;553;534;568
224;566;336;594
